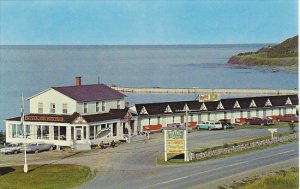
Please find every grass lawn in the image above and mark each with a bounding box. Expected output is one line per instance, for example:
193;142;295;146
233;121;298;130
230;167;299;189
0;164;92;189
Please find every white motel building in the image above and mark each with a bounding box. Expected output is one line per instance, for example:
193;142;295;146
4;77;298;149
131;94;298;132
5;77;137;148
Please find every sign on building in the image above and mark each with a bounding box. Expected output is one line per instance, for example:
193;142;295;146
164;128;188;161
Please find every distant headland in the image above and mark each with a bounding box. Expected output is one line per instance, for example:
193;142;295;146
227;36;298;72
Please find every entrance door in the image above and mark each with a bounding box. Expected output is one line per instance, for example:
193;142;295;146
76;127;82;141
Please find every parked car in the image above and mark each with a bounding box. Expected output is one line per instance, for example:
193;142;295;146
246;117;274;126
21;142;54;153
219;119;235;129
197;121;223;130
276;114;298;122
0;143;22;154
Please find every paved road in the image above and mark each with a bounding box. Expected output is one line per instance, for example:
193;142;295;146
80;128;298;189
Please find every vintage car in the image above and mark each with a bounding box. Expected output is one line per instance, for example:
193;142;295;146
275;114;298;122
0;143;23;154
21;142;54;153
197;121;223;130
246;117;274;126
218;119;235;129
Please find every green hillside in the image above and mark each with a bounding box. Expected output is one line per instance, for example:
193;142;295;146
228;36;298;71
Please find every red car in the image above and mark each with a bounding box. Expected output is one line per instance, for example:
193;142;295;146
276;114;298;122
246;117;274;126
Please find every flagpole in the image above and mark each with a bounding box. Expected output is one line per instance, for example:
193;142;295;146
21;94;28;173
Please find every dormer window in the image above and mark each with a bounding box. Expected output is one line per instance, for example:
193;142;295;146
183;104;189;111
164;105;173;113
233;100;240;109
200;103;207;111
217;101;224;110
285;97;292;105
140;106;148;115
249;99;257;108
265;98;272;107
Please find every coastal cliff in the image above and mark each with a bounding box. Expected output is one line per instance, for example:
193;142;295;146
228;36;298;71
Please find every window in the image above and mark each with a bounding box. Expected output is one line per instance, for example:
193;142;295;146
117;100;120;109
102;101;105;111
37;125;42;139
90;126;95;140
38;103;43;114
42;126;49;140
12;124;17;138
84;103;87;113
60;126;66;140
54;126;59;140
96;102;100;112
62;103;68;114
113;123;117;136
50;103;55;113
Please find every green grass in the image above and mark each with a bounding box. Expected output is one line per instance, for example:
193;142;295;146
229;167;299;189
229;54;298;72
233;122;298;130
0;164;93;189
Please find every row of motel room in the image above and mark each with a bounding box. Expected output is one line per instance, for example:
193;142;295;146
5;77;298;148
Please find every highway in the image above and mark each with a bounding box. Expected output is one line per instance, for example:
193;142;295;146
80;128;298;189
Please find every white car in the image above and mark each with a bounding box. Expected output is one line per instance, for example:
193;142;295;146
0;143;22;154
197;121;223;130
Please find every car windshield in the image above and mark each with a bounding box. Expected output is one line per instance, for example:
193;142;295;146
215;122;221;124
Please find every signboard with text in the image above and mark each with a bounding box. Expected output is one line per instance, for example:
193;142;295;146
166;130;185;154
164;128;188;161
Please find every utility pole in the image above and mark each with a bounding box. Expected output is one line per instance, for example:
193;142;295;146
21;94;28;173
185;106;189;162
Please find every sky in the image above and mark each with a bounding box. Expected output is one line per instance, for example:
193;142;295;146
0;0;298;45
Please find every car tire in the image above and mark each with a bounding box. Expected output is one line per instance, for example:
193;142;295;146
35;150;39;154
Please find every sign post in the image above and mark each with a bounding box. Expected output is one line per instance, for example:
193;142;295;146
164;128;188;162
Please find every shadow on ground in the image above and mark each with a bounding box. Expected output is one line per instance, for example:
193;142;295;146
0;167;15;176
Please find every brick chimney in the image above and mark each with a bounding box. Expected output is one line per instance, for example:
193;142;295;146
75;76;81;86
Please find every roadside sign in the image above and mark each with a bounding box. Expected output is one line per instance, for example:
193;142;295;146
164;128;188;161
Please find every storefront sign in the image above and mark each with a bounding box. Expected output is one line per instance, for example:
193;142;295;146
24;116;64;122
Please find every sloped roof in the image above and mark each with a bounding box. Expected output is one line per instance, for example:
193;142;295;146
6;108;132;124
52;84;126;102
135;94;298;116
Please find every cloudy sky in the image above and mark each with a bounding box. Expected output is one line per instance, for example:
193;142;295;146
0;0;298;45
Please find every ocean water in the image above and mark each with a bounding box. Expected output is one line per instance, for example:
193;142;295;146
0;45;298;131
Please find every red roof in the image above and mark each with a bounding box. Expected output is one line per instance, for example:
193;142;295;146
52;84;126;102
